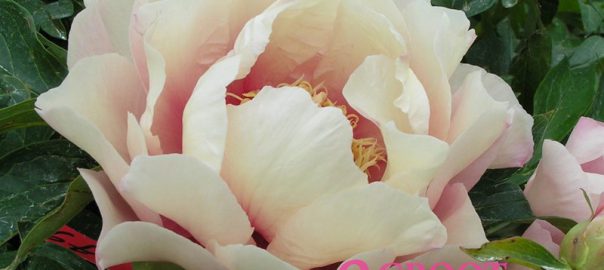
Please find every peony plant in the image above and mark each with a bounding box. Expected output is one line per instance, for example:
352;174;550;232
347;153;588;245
34;0;534;269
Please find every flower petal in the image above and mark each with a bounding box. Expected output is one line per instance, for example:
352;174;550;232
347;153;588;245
434;183;487;248
381;122;449;196
127;113;148;159
566;117;604;166
450;64;534;168
213;244;297;270
395;0;476;138
524;140;604;222
67;0;134;67
267;182;446;269
78;169;136;244
522;220;564;256
223;86;366;240
427;70;509;206
36;54;145;182
97;222;226;270
121;154;253;246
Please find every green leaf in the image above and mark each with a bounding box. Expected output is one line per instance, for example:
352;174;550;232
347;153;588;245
132;262;185;270
579;0;604;34
540;216;579;234
0;139;94;245
465;17;519;77
17;243;95;270
502;0;518;8
0;0;68;96
0;100;46;133
568;35;604;67
463;237;572;270
431;0;498;16
14;0;74;40
2;174;93;270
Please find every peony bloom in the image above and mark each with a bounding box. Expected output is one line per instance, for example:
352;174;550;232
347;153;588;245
36;0;533;269
511;117;604;269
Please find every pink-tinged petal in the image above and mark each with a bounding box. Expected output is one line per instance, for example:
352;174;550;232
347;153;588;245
427;71;509;207
183;55;243;172
36;54;145;182
343;55;430;135
338;249;396;270
223;87;366;240
213;244;297;270
405;246;485;269
566;117;604;165
267;183;446;269
127;113;148;159
450;64;534;168
597;193;604;217
96;222;226;270
524;140;604;222
121;154;253;246
241;0;405;101
130;0;274;153
395;0;476;139
434;184;487;248
522;220;564;256
78;169;136;244
137;42;166;155
67;0;134;67
582;156;604;175
381;122;449;196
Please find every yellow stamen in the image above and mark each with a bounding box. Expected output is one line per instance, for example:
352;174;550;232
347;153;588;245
230;77;386;174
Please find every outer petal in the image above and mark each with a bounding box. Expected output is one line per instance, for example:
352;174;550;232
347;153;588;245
566;117;604;166
450;64;534;168
427;70;509;207
381;122;449;196
395;0;476;138
121;154;253;246
36;54;145;183
97;222;226;270
223;87;366;240
522;220;564;256
78;169;136;244
434;183;487;248
67;0;134;67
524;140;604;222
213;244;297;270
267;183;446;269
343;55;430;135
130;0;274;153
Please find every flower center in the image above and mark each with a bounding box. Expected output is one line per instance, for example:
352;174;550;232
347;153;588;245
227;78;386;176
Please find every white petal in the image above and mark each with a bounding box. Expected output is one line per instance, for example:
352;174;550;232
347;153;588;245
524;140;604;222
450;64;534;168
381;122;449;196
566;117;604;164
183;55;242;172
121;154;253;246
127;113;148;159
78;169;136;244
213;244;297;270
434;184;487;248
36;54;145;182
67;0;134;67
223;87;366;240
97;222;226;270
268;183;446;269
395;0;476;138
343;55;430;134
427;70;509;207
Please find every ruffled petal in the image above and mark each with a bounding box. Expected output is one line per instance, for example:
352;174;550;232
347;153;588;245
67;0;134;67
267;182;446;269
381;122;449;196
223;87;366;240
427;70;509;206
213;244;297;270
450;64;534;168
566;117;604;165
121;154;253;246
434;184;487;248
522;220;564;256
395;0;476;138
524;140;604;222
96;222;226;270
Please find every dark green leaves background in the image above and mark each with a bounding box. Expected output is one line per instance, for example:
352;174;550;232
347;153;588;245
0;0;602;269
